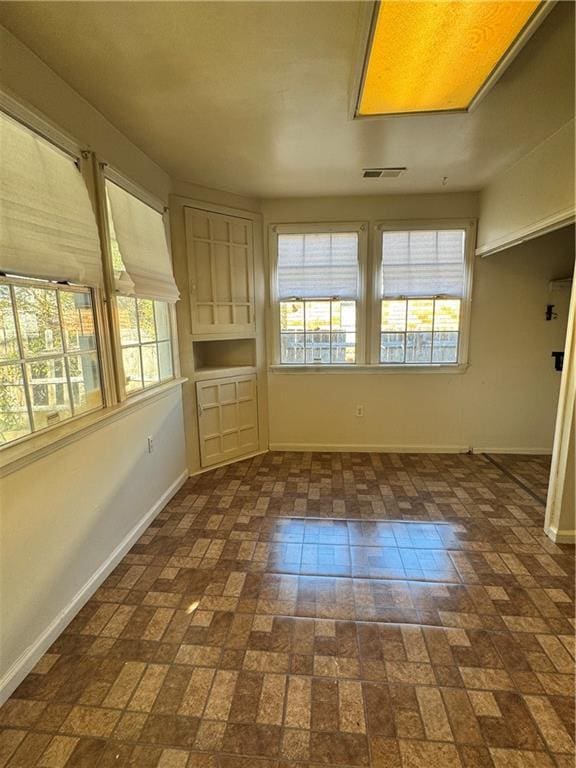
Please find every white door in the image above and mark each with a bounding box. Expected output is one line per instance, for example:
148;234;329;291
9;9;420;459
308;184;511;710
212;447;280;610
185;207;255;336
196;374;258;467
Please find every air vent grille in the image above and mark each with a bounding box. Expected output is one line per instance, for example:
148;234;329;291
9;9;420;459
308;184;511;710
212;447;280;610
362;167;407;179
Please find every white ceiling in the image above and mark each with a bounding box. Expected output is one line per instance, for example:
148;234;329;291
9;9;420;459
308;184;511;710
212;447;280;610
0;1;573;198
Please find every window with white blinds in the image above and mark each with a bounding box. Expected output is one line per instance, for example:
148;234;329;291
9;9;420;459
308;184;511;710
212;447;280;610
105;180;179;304
0;111;103;287
379;227;470;366
277;231;360;365
277;233;359;300
381;230;466;298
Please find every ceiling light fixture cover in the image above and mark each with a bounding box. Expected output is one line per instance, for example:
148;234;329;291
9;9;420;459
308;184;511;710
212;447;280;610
357;0;547;117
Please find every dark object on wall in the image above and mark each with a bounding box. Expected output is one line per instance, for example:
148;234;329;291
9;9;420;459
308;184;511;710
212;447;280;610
545;304;557;321
551;351;564;371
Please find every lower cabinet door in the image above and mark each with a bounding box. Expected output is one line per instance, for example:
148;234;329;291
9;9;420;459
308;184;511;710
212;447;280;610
196;374;259;468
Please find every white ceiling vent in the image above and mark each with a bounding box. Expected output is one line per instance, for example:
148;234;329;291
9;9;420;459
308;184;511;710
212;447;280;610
362;167;407;179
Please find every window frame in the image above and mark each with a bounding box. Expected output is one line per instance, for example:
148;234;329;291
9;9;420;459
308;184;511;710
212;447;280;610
0;96;183;469
0;273;109;447
97;165;179;401
369;219;477;369
269;222;369;366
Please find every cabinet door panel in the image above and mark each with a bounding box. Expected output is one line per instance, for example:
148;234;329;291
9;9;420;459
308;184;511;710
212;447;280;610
196;374;258;467
186;208;255;335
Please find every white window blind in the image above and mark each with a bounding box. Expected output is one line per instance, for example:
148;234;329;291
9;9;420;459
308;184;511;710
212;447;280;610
106;180;179;303
381;230;466;298
0;112;103;286
277;232;358;300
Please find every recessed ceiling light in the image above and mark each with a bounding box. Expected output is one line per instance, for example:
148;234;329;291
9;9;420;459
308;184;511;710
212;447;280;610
356;1;553;117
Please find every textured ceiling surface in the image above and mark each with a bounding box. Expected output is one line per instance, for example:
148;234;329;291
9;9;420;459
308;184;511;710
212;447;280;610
0;1;573;197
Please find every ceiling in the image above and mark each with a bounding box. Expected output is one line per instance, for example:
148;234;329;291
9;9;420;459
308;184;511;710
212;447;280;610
0;1;573;198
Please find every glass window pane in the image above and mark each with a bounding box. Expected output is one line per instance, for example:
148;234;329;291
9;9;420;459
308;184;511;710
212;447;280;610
305;301;331;331
154;301;171;341
60;291;97;352
405;332;432;363
27;357;72;429
406;299;434;332
141;344;159;387
381;300;407;332
432;332;459;363
381;333;405;363
69;352;103;414
158;341;173;381
280;302;304;332
138;299;156;343
14;286;63;357
281;333;305;364
117;296;139;346
122;347;143;393
434;299;461;331
305;332;331;364
331;301;356;331
331;332;355;363
0;285;19;361
0;364;31;444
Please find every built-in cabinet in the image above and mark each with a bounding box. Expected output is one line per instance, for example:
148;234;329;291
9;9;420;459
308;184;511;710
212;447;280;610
196;374;258;467
183;204;263;469
185;207;255;337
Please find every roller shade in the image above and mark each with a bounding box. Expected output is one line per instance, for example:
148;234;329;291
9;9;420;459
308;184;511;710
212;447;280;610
277;232;358;300
106;180;179;303
381;229;466;298
0;111;103;286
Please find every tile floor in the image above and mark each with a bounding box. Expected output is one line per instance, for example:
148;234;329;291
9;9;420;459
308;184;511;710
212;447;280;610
1;452;574;767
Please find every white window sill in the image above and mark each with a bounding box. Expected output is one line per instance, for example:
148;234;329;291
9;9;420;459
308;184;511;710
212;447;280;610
269;364;469;375
0;377;187;478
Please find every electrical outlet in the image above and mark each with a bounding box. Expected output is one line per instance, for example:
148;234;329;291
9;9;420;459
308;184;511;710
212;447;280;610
355;405;364;417
147;436;154;453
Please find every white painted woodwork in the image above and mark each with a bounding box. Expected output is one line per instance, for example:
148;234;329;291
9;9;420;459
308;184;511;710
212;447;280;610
185;207;255;336
196;374;258;467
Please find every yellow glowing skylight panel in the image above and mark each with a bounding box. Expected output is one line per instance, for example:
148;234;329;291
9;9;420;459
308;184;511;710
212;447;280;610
359;1;542;116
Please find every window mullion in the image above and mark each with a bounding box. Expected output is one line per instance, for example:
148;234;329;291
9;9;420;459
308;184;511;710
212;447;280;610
9;283;35;434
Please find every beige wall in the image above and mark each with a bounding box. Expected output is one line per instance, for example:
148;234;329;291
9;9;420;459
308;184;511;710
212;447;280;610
263;193;574;453
0;27;188;702
0;390;187;701
477;119;575;257
0;25;170;201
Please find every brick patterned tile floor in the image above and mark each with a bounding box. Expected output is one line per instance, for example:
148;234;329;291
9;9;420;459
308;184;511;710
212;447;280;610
1;452;573;767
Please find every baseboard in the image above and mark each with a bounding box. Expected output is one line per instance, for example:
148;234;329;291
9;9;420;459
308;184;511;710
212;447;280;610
0;469;189;706
545;525;576;544
268;443;469;454
474;447;553;455
190;449;268;476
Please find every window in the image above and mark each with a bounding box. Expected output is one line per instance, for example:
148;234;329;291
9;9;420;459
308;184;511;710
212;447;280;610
0;103;182;460
0;278;103;446
105;178;179;396
271;219;474;369
275;227;363;365
117;297;174;393
378;226;472;366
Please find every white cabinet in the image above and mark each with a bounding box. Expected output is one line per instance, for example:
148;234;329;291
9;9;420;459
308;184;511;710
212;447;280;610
185;207;255;336
196;374;258;467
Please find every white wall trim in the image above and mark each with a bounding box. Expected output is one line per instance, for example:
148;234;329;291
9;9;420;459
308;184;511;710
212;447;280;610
475;208;575;258
0;469;189;706
474;446;553;455
189;449;268;476
544;525;576;544
269;443;469;454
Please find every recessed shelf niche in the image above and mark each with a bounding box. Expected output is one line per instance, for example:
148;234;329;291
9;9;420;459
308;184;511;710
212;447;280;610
193;337;256;374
